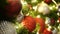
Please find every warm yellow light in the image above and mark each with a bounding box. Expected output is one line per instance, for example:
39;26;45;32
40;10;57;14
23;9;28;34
31;0;37;3
33;6;37;11
36;15;41;18
21;0;27;5
45;17;50;24
49;6;53;10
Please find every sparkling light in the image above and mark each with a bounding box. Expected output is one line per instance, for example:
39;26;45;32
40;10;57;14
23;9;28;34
21;0;27;5
57;13;60;16
26;13;29;16
49;6;53;10
57;20;59;23
56;6;58;9
36;15;41;18
38;5;44;13
15;26;19;29
52;0;57;6
58;24;60;30
58;8;60;12
49;5;57;10
52;5;55;7
31;0;37;3
47;25;52;31
45;17;50;24
37;31;39;34
33;6;37;11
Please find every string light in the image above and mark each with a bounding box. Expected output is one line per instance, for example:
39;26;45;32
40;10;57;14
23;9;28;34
52;0;57;6
57;13;60;16
57;20;59;23
36;15;41;18
21;0;27;5
33;6;37;11
31;0;37;3
49;6;53;10
47;25;52;31
45;17;50;24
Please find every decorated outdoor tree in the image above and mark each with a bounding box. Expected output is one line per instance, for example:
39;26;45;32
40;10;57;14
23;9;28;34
15;0;60;34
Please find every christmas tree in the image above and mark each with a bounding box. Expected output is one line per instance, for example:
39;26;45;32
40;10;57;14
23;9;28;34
15;0;60;34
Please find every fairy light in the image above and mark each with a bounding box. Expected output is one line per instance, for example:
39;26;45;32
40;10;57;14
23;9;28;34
21;0;27;5
45;17;50;24
57;20;59;23
19;23;23;28
31;0;37;3
49;26;52;29
49;6;53;10
47;25;52;31
15;22;24;29
37;30;39;34
58;24;60;30
52;0;59;10
33;6;37;11
38;6;44;13
52;5;55;7
58;26;59;29
36;29;40;34
15;26;19;29
58;8;60;12
26;13;29;16
52;0;57;6
49;5;56;10
36;15;41;18
57;13;60;16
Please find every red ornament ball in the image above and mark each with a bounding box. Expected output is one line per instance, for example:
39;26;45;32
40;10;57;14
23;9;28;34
44;0;52;4
22;16;36;32
35;18;45;33
0;0;22;18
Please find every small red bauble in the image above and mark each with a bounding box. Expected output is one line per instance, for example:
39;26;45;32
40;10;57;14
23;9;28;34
44;0;52;4
43;28;52;34
35;18;45;33
22;16;36;32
